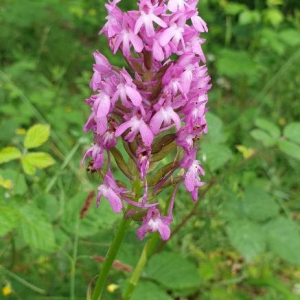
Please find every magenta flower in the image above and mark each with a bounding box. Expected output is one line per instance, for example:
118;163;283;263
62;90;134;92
134;1;167;37
82;0;211;241
112;69;143;107
150;105;181;134
115;115;154;146
167;0;188;13
97;171;128;213
82;143;105;170
112;18;144;57
137;207;172;241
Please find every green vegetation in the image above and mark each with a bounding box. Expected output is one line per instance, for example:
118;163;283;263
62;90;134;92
0;0;300;299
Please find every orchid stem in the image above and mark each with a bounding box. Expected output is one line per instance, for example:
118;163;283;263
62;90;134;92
123;186;175;300
123;233;160;300
91;216;132;300
91;179;141;300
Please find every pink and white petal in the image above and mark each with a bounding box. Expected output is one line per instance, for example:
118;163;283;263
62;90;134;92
129;32;144;53
113;35;123;54
96;95;111;118
106;189;123;213
80;148;92;166
83;114;95;132
153;41;164;61
170;110;181;131
134;16;144;35
139;122;154;146
137;224;150;240
125;130;137;142
150;111;164;135
144;17;155;37
158;221;171;240
125;86;142;106
168;0;178;12
121;34;131;56
152;15;167;28
191;15;208;32
191;187;198;201
96;117;108;134
184;170;196;192
115;120;132;137
159;27;176;47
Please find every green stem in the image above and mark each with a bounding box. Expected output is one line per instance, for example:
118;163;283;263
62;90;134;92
123;233;160;300
123;184;177;300
1;266;46;294
90;173;142;300
91;216;132;300
70;221;79;300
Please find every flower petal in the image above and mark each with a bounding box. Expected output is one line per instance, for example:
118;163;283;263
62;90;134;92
129;32;143;53
125;86;142;106
137;224;150;240
106;189;123;213
115;120;132;137
139;122;154;146
158;221;171;240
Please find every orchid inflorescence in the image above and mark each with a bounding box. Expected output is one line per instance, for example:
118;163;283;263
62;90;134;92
82;0;211;241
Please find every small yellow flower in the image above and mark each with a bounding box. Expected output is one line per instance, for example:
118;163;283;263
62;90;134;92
2;284;12;296
236;145;256;159
15;128;27;135
0;175;12;190
107;284;119;293
65;106;72;113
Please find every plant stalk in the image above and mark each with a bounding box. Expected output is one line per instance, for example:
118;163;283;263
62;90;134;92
123;233;160;300
91;216;132;300
91;178;141;300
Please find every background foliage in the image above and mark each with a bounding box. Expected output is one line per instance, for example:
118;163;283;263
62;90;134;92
0;0;300;299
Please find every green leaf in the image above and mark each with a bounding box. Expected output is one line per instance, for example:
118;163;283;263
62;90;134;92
223;3;246;15
221;195;244;221
243;187;279;221
267;0;283;5
21;152;55;175
205;112;226;144
239;10;261;25
17;205;55;251
24;152;55;169
21;155;36;175
202;143;232;171
146;252;200;290
0;147;22;164
217;50;257;79
255;118;281;139
24;124;50;149
110;148;133;178
283;123;300;144
250;129;276;147
277;140;300;161
264;217;300;264
0;205;19;236
151;134;177;162
130;281;172;300
227;220;266;261
264;8;284;27
279;29;300;47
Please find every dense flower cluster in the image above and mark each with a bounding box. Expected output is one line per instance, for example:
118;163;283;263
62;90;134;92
83;0;211;241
